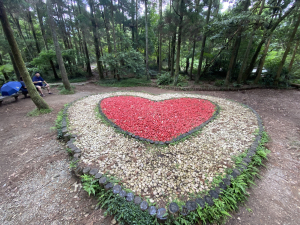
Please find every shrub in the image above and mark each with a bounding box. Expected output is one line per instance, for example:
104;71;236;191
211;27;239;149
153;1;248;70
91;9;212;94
100;49;145;78
157;72;173;85
214;80;224;87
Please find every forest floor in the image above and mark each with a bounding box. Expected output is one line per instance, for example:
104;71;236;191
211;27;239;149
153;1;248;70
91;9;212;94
0;83;299;225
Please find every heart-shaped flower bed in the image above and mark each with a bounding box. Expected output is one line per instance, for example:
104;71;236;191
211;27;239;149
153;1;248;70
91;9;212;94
100;96;216;142
67;92;259;208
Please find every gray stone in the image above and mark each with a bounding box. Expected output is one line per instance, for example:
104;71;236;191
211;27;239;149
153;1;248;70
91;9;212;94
148;206;157;216
126;192;134;202
82;167;91;174
223;178;231;186
180;205;189;216
73;153;81;158
209;190;219;199
134;196;142;205
204;195;214;206
104;182;113;190
112;185;121;194
186;200;197;211
89;168;99;176
169;202;179;213
94;173;102;179
195;198;205;208
99;177;107;185
119;190;126;198
156;208;167;220
140;201;148;211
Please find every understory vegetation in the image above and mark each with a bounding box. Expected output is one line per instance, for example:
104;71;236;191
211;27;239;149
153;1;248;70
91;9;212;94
1;0;299;92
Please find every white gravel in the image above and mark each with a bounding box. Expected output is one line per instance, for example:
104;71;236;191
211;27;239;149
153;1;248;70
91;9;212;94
68;92;258;203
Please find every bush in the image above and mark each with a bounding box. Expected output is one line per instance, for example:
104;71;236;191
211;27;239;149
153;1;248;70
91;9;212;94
214;79;224;87
176;74;188;86
100;49;145;78
157;72;173;85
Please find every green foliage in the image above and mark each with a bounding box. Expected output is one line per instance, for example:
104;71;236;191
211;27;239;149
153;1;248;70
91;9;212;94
157;72;173;85
176;75;189;87
57;85;76;95
81;174;100;196
30;50;56;73
54;108;65;139
101;49;146;78
214;80;224;87
0;64;14;74
97;78;150;87
27;108;53;117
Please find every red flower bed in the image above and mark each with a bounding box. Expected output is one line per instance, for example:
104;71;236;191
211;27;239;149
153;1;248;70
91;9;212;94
100;96;216;142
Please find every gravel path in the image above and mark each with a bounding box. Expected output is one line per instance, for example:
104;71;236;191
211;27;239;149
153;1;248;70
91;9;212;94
68;92;258;206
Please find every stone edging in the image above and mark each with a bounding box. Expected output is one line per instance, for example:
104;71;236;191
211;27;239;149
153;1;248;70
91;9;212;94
97;97;220;145
58;93;264;222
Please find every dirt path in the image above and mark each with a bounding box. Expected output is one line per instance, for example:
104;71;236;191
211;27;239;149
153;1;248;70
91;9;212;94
0;84;299;225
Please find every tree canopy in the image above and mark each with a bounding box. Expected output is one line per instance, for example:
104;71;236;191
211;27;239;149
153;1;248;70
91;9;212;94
1;0;299;87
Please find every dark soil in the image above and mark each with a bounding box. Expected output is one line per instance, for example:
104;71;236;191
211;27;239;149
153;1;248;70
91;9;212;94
0;84;299;225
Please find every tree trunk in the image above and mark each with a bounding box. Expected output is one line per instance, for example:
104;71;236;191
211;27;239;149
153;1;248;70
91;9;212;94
168;39;171;71
0;52;9;81
110;0;116;52
288;39;299;73
145;0;149;80
195;0;212;83
254;36;272;84
275;12;300;85
77;0;92;77
136;0;138;50
88;0;104;80
9;13;33;60
36;1;59;80
131;0;135;44
170;32;176;77
27;11;41;54
159;0;162;73
243;2;297;82
237;0;265;83
189;36;196;80
0;0;50;110
46;0;71;90
173;0;184;86
103;7;113;53
225;34;241;85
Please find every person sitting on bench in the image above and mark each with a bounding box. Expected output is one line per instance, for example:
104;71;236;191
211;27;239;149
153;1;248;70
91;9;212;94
32;72;52;97
19;77;28;98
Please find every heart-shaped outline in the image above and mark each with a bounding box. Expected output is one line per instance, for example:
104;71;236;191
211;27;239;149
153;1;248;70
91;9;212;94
98;97;220;144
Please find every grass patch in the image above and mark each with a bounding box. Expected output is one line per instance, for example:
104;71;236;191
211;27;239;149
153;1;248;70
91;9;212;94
27;108;53;117
57;85;76;95
97;77;151;87
68;77;87;83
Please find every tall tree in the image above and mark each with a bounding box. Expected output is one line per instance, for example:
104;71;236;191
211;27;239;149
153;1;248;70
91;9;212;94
88;0;104;80
288;39;299;73
159;0;162;73
0;0;50;110
46;0;71;91
275;11;300;85
145;0;149;80
243;2;298;82
195;0;212;83
173;0;184;86
36;0;59;80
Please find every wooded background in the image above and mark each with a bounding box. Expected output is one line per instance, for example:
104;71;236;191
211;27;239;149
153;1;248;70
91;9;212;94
1;0;300;88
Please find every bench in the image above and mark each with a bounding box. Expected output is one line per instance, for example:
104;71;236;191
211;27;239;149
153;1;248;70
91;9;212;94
0;92;20;106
